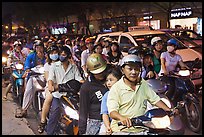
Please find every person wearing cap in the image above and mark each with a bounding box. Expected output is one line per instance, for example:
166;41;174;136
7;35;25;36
37;44;60;133
2;41;25;101
107;54;173;135
15;41;46;118
78;53;109;135
159;38;189;76
80;37;95;79
46;46;84;135
150;36;165;74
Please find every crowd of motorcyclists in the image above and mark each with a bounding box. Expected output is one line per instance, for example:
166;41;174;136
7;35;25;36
2;30;200;135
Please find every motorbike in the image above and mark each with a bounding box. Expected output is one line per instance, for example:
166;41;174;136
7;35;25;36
117;108;177;135
184;58;202;95
2;53;12;81
29;65;47;114
146;78;185;135
11;62;26;105
159;59;202;133
53;79;81;135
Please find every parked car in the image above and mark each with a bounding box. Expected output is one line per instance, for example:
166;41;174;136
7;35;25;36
158;28;202;46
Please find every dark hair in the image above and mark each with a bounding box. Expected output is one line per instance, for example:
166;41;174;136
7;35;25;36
110;41;120;53
59;46;72;58
106;65;122;80
93;43;103;51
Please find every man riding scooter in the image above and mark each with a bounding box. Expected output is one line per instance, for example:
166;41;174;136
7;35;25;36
15;40;46;118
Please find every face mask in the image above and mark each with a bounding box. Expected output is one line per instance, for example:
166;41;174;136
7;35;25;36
59;55;67;62
167;46;175;52
49;54;59;61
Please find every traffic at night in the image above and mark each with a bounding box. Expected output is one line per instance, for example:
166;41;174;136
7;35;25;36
2;2;202;135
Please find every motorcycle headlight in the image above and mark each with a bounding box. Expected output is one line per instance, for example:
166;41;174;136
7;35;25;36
7;50;10;55
2;57;7;63
15;63;24;70
178;70;190;76
64;105;79;120
151;115;171;129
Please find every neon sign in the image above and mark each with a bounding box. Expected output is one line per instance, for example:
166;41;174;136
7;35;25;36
170;7;193;19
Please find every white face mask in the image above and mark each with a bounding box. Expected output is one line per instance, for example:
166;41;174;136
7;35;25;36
167;46;175;52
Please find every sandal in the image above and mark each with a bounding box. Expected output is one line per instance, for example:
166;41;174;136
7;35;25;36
38;121;47;133
15;110;27;118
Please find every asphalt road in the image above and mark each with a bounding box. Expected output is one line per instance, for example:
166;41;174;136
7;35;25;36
2;80;202;135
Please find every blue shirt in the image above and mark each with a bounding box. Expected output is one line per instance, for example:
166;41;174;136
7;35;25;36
24;52;46;70
100;91;109;115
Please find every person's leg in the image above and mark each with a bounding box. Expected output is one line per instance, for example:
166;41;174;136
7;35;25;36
2;76;14;100
85;119;102;135
38;88;53;133
46;97;61;135
15;78;35;118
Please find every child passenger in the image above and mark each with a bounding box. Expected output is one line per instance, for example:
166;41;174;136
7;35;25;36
99;65;122;135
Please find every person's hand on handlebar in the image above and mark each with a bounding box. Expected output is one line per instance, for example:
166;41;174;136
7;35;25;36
119;116;132;128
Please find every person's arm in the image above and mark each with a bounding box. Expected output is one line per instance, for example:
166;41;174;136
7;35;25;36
24;53;32;71
155;100;171;111
178;60;190;70
47;64;56;92
109;111;132;128
160;57;168;75
102;114;112;133
80;51;88;77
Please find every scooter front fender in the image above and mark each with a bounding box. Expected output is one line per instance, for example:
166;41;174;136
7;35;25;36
16;78;24;86
168;115;185;135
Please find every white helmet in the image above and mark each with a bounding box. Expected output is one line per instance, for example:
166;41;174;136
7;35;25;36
151;37;162;46
104;37;112;42
13;41;22;46
120;54;142;67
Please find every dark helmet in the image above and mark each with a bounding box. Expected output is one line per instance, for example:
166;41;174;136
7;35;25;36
59;46;72;58
167;38;178;47
142;47;154;57
128;46;143;56
47;45;59;54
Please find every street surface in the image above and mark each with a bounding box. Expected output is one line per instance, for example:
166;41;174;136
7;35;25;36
2;81;202;135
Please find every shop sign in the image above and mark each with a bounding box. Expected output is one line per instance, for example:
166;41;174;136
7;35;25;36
170;7;193;19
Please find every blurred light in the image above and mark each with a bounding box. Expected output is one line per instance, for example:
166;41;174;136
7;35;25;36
5;26;9;29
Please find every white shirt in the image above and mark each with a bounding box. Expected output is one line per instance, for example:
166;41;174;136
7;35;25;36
81;49;91;67
48;61;83;98
159;51;182;76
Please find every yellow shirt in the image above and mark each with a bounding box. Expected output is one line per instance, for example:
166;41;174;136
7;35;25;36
107;77;160;132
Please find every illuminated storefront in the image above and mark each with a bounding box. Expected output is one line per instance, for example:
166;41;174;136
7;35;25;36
170;7;202;35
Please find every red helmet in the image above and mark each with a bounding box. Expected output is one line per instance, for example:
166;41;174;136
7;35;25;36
85;37;94;44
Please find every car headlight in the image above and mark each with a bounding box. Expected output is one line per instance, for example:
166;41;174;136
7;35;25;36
178;70;190;76
2;57;7;63
64;105;79;120
15;63;23;70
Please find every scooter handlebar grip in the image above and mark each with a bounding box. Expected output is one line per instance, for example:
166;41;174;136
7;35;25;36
118;122;123;126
